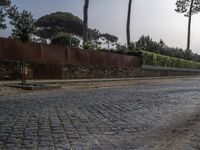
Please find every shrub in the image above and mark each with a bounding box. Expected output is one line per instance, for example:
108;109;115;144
83;41;98;50
51;32;80;48
115;43;142;57
142;51;200;69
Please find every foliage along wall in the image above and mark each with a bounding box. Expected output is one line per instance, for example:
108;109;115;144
142;51;200;69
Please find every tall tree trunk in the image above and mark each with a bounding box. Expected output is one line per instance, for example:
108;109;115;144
83;0;89;45
127;0;132;48
187;0;194;51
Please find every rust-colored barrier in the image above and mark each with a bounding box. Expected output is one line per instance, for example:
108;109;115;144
88;49;105;66
41;44;67;64
0;38;22;61
68;48;90;65
0;38;4;60
24;42;41;63
0;37;141;68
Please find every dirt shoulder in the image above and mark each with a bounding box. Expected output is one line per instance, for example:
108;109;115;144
0;76;198;96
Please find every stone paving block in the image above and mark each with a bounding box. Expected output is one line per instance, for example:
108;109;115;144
1;78;200;149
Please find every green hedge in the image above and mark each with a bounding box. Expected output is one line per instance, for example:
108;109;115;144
142;51;200;69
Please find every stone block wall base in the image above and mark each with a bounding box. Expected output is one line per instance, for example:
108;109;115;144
0;61;21;80
61;65;200;79
1;62;200;80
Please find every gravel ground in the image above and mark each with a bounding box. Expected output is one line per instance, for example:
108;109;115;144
0;77;200;149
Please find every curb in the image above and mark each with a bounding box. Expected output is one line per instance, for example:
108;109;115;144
1;75;200;86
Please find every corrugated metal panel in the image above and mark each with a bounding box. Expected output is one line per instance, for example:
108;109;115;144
3;38;22;61
68;48;90;65
24;42;41;63
0;37;141;67
0;37;4;60
41;44;67;64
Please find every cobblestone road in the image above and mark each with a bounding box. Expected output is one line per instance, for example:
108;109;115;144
1;78;200;149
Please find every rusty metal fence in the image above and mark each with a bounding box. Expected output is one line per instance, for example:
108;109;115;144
0;37;141;68
0;37;141;79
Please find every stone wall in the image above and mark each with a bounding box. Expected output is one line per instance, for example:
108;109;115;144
62;65;137;79
0;61;34;80
1;62;200;80
61;65;200;79
0;62;21;80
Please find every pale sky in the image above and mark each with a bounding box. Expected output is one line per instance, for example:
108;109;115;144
1;0;200;53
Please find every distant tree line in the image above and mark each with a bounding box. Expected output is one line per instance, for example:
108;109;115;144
35;11;118;49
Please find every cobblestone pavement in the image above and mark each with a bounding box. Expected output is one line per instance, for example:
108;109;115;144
1;78;200;149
